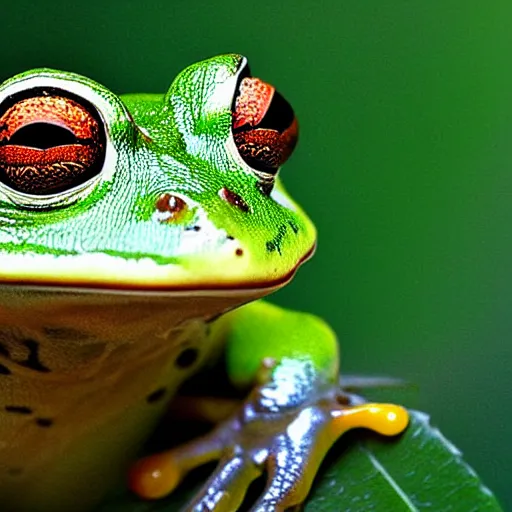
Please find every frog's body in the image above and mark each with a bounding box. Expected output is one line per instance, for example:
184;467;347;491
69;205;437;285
0;55;407;511
0;288;258;510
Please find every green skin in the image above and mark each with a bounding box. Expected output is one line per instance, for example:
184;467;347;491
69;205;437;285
0;55;345;511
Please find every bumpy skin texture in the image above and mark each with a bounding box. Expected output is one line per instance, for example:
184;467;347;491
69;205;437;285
0;54;315;288
0;55;408;511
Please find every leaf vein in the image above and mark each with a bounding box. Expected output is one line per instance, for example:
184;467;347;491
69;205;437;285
361;445;419;511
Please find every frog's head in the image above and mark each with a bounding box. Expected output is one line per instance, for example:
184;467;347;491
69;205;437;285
0;55;315;292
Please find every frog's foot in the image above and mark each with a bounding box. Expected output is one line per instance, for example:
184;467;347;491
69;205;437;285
129;394;408;511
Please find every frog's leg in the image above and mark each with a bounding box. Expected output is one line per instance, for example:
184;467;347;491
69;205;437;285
130;301;408;511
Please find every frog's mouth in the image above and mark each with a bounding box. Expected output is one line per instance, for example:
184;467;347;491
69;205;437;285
0;87;107;197
0;242;316;296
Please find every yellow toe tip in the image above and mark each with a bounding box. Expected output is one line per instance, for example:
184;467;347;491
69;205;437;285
368;404;409;436
129;453;182;499
333;403;409;437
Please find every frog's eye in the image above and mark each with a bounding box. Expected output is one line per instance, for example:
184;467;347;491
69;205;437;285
0;88;106;196
232;74;298;185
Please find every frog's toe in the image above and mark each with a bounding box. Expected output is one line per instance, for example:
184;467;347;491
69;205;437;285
130;400;408;511
185;454;261;511
331;402;409;437
250;403;407;511
129;428;225;499
250;430;322;511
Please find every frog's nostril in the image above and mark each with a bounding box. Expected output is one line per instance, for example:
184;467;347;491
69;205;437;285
155;193;188;222
219;187;250;213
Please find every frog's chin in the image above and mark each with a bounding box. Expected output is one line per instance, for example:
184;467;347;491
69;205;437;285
0;244;315;296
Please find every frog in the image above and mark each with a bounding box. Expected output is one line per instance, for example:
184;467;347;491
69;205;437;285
0;54;409;512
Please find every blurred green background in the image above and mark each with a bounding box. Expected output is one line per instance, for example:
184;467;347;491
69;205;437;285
4;0;511;508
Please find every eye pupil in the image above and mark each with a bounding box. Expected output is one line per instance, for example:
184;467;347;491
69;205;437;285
9;123;77;150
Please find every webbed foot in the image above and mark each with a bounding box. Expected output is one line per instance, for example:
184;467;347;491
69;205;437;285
129;392;408;511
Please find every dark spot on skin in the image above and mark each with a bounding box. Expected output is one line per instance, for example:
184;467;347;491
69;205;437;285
18;340;50;373
266;224;288;255
7;467;23;477
0;343;9;358
0;339;50;373
219;187;250;213
185;225;201;232
175;348;199;369
5;406;32;415
146;387;167;404
35;418;53;428
288;221;299;234
235;248;244;257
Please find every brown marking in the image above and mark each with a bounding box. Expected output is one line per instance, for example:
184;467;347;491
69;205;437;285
35;418;54;427
17;340;50;373
155;193;186;214
175;348;199;369
5;406;32;414
219;187;250;213
0;337;51;373
155;193;188;222
146;387;167;404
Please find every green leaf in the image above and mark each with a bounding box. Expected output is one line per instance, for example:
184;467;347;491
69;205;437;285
305;410;502;511
100;410;502;511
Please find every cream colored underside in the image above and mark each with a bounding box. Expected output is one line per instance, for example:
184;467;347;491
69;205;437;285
0;285;269;512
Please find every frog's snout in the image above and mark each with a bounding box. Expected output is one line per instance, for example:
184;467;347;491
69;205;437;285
150;189;250;263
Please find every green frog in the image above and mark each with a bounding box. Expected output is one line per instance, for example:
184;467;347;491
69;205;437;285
0;54;408;511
